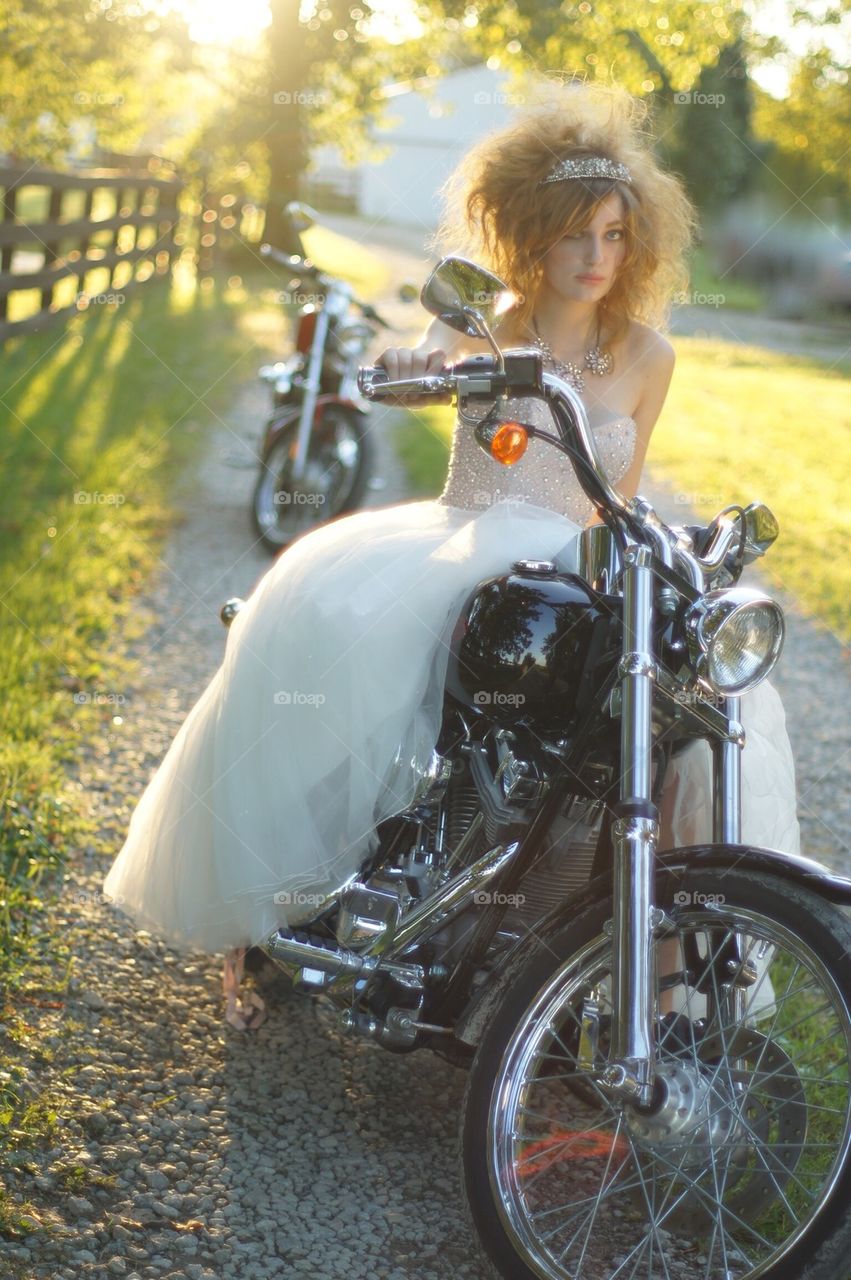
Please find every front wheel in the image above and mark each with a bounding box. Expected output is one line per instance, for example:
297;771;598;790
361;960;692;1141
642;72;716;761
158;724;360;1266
460;866;851;1280
251;403;374;553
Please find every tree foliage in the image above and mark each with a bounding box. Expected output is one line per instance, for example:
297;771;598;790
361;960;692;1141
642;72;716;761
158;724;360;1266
1;0;847;229
752;46;851;215
0;0;195;163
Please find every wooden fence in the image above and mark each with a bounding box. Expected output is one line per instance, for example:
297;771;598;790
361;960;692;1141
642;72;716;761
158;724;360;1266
0;163;183;343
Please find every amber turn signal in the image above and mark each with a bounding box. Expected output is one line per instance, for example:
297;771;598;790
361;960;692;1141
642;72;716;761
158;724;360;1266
491;422;528;464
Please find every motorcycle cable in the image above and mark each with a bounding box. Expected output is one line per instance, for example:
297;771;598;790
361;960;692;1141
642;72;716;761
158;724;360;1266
716;502;747;580
512;421;633;558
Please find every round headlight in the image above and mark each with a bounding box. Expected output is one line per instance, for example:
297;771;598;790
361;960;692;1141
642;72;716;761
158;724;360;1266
334;322;373;357
684;587;785;695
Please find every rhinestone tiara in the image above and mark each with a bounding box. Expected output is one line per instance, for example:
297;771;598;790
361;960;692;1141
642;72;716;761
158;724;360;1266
539;155;633;186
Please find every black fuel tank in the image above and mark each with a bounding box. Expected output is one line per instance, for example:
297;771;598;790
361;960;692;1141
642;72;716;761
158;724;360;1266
445;561;620;737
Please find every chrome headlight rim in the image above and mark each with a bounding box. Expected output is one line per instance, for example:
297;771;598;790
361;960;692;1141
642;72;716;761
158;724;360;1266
333;321;373;358
684;586;785;696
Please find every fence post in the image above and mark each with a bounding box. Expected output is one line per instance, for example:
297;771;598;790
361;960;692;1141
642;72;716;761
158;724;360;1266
76;186;95;302
0;181;18;323
40;186;64;313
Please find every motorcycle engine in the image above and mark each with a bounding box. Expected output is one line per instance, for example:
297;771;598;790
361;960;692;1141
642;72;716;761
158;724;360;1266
333;724;605;958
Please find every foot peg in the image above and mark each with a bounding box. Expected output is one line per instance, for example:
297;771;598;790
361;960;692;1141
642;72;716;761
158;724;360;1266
262;927;427;991
263;927;376;978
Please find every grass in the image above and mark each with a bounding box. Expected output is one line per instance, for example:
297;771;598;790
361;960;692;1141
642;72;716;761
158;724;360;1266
653;337;850;639
390;338;851;641
0;257;288;1234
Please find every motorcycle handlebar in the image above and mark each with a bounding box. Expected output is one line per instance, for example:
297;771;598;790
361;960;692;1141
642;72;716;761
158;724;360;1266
260;246;390;329
260;242;323;278
357;301;391;329
357;363;738;588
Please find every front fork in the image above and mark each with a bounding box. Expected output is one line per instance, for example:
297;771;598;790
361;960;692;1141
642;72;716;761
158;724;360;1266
603;545;745;1105
291;305;331;481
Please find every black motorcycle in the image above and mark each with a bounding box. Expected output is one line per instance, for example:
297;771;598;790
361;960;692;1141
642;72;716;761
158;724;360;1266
224;255;851;1280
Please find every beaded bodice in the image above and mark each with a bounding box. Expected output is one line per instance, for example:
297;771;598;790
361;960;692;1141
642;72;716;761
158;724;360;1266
438;375;638;525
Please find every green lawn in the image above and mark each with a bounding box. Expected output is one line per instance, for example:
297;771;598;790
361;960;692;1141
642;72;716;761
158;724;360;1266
391;337;851;640
655;337;850;639
0;261;286;1229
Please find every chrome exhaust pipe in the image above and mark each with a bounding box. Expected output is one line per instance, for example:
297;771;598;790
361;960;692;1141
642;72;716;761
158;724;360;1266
379;839;519;958
262;839;521;986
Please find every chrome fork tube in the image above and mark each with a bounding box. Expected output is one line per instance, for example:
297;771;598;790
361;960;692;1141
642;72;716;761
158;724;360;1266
713;696;748;1041
292;303;332;480
714;695;744;843
606;543;658;1105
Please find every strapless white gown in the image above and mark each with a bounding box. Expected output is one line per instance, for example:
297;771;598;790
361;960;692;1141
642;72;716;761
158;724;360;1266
102;384;800;954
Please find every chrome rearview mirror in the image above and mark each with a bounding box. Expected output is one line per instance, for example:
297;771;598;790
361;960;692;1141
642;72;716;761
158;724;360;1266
420;256;518;340
740;502;780;560
284;201;318;232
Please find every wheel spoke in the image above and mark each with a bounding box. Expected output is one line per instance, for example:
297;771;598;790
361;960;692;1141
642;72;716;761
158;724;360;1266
486;900;851;1279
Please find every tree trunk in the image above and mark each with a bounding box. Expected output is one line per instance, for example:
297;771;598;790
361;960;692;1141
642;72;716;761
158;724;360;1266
261;0;308;253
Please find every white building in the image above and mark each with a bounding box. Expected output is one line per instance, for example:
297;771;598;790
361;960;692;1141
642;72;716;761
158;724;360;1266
306;63;521;230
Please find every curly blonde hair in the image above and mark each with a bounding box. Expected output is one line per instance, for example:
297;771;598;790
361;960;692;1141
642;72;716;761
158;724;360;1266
430;79;698;345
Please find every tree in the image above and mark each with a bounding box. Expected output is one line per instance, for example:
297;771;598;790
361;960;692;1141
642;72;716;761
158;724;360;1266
752;46;851;215
0;0;195;164
665;37;762;215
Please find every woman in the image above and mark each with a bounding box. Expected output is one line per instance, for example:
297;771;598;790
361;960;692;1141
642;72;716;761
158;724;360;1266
102;81;800;1030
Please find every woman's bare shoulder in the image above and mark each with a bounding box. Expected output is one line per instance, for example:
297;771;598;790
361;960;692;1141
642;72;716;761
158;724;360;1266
619;318;675;371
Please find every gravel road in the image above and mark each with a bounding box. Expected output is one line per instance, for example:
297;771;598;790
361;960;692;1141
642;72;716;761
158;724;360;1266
6;240;848;1280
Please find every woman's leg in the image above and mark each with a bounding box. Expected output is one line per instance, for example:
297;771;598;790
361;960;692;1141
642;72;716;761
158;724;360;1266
653;739;776;1026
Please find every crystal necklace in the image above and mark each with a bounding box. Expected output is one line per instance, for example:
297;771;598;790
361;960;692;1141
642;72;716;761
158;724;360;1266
530;313;613;393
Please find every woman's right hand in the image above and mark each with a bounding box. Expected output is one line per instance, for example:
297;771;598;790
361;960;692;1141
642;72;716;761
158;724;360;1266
373;347;453;406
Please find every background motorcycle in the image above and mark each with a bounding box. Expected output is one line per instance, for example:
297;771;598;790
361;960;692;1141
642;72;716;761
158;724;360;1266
252;202;404;553
223;255;851;1280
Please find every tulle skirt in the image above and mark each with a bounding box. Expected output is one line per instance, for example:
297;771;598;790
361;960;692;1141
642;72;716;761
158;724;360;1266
102;496;800;955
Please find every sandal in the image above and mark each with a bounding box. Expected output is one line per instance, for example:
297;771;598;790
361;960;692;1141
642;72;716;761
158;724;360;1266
222;946;268;1031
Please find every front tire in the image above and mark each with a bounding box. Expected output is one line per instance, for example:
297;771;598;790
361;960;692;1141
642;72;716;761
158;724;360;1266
251;404;374;553
460;866;851;1280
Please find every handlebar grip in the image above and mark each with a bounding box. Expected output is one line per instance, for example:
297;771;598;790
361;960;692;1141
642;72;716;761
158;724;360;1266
357;365;453;400
357;366;390;395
